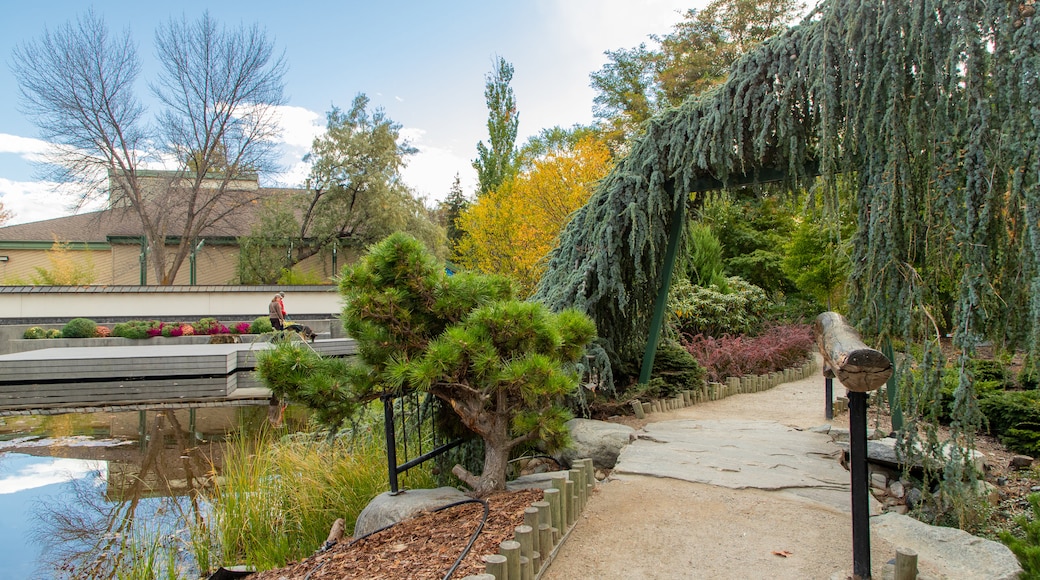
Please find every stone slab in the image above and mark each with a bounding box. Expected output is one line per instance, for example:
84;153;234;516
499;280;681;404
613;419;853;511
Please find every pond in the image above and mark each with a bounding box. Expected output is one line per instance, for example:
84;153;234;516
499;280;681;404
0;405;289;578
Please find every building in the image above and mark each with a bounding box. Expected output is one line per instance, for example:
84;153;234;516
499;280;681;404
0;171;338;285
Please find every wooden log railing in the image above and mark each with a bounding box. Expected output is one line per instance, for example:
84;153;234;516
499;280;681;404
815;311;892;392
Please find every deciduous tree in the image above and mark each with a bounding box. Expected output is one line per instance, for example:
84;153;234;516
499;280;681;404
456;134;613;295
11;11;287;284
473;56;519;197
237;95;445;283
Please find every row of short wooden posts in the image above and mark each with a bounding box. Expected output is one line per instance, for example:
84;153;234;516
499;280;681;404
629;358;822;419
460;458;597;580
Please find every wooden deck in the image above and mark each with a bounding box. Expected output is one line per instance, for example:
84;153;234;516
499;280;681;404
0;338;357;413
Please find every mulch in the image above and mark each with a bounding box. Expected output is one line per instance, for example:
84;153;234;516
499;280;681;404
247;489;543;580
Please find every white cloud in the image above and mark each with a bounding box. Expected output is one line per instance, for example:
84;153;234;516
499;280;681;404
271;105;324;150
0;457;105;495
400;127;477;204
0;178;93;225
0;133;58;163
548;0;698;51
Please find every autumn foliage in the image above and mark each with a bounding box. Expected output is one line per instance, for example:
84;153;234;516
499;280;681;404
455;136;613;296
681;324;815;383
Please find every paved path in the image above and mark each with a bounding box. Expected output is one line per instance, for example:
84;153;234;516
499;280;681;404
541;358;1020;579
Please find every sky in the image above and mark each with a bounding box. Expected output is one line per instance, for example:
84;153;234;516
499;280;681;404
0;0;704;226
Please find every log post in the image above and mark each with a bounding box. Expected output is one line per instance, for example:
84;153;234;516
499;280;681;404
483;554;507;579
895;549;918;580
815;311;893;580
500;540;521;580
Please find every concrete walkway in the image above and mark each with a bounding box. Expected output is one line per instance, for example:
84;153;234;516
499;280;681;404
541;359;1021;579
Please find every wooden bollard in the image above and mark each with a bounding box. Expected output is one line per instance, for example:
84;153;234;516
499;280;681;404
515;524;534;560
569;468;585;511
519;555;533;580
523;507;539;533
483;554;507;579
565;480;577;526
631;400;645;418
641;402;651;415
895;548;918;580
581;458;596;491
682;390;692;405
538;523;553;555
544;488;562;534
462;574;496;580
551;476;568;525
500;540;521;580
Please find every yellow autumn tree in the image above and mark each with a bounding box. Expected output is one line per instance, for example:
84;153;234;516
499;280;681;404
31;237;97;285
456;135;613;296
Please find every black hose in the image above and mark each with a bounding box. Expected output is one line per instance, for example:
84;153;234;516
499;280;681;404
301;496;490;580
436;498;490;580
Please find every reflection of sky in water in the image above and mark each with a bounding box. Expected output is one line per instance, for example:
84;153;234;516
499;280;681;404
0;453;107;577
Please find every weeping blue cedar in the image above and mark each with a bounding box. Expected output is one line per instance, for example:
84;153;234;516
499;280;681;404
534;0;1040;429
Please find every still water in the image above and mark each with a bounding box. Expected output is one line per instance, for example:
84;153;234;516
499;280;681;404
0;406;277;578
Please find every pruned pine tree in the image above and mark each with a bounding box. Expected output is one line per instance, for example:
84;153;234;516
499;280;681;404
256;233;596;495
537;0;1040;493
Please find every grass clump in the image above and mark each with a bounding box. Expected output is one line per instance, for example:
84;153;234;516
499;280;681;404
209;429;435;570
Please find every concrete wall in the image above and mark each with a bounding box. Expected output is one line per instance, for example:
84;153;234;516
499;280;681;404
0;285;348;353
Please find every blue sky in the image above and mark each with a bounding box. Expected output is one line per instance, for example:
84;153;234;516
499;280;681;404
0;0;701;225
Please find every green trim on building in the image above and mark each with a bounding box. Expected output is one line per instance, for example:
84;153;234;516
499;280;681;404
0;241;112;251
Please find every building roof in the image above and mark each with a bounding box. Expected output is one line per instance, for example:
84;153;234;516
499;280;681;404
0;187;299;244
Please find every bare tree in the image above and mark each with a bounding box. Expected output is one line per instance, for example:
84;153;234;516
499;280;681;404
11;10;286;284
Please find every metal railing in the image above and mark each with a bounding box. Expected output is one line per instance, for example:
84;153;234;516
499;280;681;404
381;391;481;494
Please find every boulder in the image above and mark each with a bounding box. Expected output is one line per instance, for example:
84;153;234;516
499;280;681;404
555;418;634;470
836;437;985;472
872;512;1022;580
353;487;469;538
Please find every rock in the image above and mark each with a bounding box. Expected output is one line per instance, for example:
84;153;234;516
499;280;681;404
996;476;1008;486
555;418;635;470
872;512;1022;579
595;469;607;481
836;437;985;472
1010;454;1034;469
887;504;909;515
906;487;924;510
809;424;832;434
827;427;885;443
353;487;469;538
871;472;888;490
889;480;905;499
507;470;571;492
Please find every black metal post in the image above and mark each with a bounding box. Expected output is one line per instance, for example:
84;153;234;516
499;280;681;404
849;390;871;579
826;376;834;419
382;394;400;494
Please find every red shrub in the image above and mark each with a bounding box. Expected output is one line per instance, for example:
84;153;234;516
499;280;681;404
682;324;815;383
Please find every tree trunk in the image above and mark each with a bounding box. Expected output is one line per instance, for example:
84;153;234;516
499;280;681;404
814;311;892;392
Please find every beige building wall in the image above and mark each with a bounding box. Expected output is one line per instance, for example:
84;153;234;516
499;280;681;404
2;241;351;286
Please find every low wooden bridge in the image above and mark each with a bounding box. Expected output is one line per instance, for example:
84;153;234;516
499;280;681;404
0;338;357;415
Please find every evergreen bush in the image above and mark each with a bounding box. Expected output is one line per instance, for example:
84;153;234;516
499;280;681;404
250;316;273;334
22;326;48;339
668;276;768;338
194;318;221;335
45;329;62;338
1000;493;1040;578
61;317;97;339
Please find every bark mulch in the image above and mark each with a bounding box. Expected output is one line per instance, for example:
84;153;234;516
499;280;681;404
247;489;543;580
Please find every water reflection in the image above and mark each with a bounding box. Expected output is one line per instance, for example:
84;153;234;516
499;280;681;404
0;405;279;578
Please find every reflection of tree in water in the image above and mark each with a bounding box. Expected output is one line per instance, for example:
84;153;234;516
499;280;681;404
32;411;215;579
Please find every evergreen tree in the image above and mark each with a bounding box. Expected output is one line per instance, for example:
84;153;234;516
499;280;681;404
256;233;596;495
473;56;519;197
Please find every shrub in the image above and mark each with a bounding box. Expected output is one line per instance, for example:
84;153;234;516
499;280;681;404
999;493;1040;577
682;323;815;383
649;339;705;397
195;318;221;335
94;325;110;338
250;316;273;334
232;322;252;334
978;390;1040;455
112;320;160;340
668;276;769;338
180;324;195;336
45;329;62;338
61;318;98;339
160;322;175;338
23;327;48;339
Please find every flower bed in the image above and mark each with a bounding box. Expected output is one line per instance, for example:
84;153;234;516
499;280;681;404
22;317;267;341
